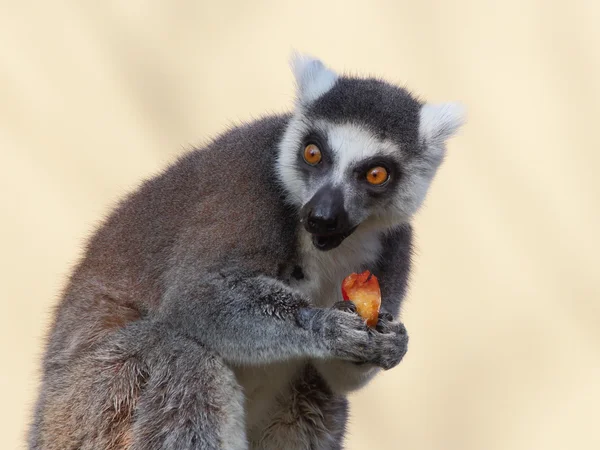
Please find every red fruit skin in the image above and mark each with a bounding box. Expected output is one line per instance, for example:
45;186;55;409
341;284;350;301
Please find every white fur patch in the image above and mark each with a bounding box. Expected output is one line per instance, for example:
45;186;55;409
290;52;338;105
292;224;383;309
276;114;311;206
317;121;399;184
419;102;465;145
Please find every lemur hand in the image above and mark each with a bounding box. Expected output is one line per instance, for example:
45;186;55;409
298;303;408;369
328;303;408;370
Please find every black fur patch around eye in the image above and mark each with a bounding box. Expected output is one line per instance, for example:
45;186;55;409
302;131;334;165
352;155;402;198
295;130;334;179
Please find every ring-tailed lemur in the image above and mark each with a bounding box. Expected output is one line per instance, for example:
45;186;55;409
29;54;464;449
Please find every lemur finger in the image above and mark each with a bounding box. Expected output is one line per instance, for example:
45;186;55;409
376;314;405;335
378;312;394;322
331;300;357;314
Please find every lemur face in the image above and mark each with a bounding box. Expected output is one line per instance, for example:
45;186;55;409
277;54;464;251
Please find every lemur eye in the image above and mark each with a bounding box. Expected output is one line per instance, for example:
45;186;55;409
303;144;322;166
366;166;389;186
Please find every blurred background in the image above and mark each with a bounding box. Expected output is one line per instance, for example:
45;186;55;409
1;1;599;449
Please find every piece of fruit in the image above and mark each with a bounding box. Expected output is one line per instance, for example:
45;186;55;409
341;270;381;327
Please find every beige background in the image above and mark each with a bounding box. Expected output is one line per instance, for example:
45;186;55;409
1;1;599;449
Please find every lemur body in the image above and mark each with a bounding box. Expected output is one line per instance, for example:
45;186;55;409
29;55;463;449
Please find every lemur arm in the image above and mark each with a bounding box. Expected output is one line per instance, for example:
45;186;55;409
312;224;413;393
374;224;413;317
158;265;379;367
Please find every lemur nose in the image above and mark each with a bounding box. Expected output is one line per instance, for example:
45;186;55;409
302;185;349;235
307;210;338;234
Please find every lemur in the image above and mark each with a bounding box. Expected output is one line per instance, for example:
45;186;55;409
29;54;464;449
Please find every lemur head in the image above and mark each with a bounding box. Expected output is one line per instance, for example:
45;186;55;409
277;53;465;251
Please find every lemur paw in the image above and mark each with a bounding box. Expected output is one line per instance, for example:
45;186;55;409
330;307;409;370
298;305;408;369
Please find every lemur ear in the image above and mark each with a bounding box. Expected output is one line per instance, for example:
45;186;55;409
290;52;338;104
419;103;466;146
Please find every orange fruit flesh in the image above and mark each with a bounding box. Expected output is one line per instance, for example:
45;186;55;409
341;270;381;327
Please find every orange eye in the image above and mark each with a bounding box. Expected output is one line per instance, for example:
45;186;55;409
303;144;322;165
366;166;389;185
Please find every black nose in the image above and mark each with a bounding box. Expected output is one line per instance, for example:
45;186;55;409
302;186;349;235
307;210;338;233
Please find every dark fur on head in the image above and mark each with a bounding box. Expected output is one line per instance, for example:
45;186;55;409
310;77;422;149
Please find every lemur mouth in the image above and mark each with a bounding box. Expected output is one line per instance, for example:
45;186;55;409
311;226;358;251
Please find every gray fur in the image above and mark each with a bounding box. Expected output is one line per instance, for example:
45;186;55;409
29;55;463;449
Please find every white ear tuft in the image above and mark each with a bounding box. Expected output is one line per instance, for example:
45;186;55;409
289;51;338;104
419;102;466;145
